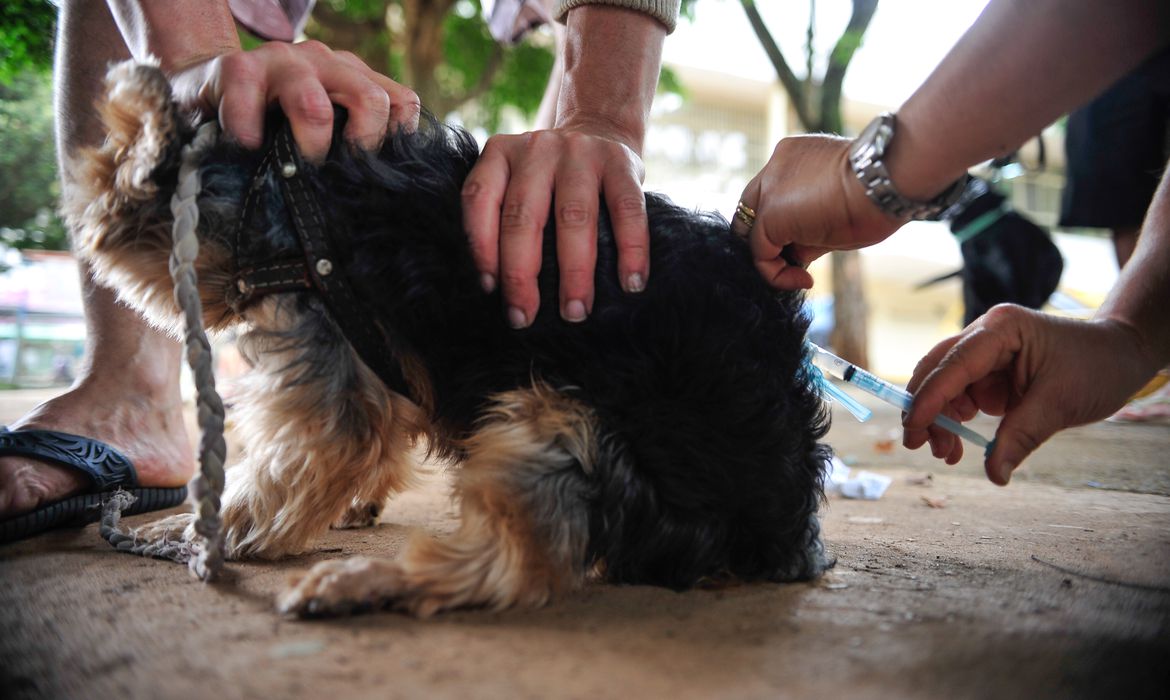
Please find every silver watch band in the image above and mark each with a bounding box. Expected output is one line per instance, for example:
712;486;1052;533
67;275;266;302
848;112;968;221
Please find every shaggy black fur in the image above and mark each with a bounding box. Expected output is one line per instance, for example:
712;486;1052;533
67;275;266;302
184;110;833;589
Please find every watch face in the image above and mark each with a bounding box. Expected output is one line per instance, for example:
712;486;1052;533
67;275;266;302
849;113;894;160
872;118;892;153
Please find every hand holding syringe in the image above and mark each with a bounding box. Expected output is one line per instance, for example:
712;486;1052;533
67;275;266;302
808;343;995;455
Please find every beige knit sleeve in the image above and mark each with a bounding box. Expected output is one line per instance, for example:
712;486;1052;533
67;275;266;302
554;0;681;34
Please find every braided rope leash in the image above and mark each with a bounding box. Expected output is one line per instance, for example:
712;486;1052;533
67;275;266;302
100;121;229;581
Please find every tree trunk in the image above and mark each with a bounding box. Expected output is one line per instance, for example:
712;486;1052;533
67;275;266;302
401;0;455;112
310;1;507;118
308;2;393;74
829;250;868;367
821;0;877;366
819;0;877;134
741;0;878;367
740;0;814;130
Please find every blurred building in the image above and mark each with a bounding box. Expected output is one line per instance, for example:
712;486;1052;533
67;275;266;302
0;249;85;388
644;63;1066;230
0;247;244;398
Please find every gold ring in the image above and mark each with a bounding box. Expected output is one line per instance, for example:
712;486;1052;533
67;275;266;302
735;201;756;231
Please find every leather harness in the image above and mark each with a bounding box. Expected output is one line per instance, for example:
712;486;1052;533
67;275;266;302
224;124;413;399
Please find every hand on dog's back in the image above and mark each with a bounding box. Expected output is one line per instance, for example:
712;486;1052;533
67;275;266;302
461;129;652;331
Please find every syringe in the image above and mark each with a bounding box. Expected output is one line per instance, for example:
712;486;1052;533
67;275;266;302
808;342;995;455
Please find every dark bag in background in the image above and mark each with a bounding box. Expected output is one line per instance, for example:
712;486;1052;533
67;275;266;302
947;178;1065;326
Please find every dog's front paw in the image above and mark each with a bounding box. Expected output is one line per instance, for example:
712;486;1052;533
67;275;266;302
277;556;404;617
332;500;384;530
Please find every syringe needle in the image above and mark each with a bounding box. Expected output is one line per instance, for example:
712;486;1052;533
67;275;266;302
808;343;995;455
930;412;991;450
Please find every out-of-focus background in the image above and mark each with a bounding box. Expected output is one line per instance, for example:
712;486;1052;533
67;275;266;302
0;0;1116;390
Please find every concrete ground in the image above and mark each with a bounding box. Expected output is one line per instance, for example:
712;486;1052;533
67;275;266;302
1;386;1168;699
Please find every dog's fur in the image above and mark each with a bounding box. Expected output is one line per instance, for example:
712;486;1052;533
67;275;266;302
65;61;832;617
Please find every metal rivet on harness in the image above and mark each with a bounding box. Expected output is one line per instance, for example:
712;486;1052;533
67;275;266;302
229;122;415;402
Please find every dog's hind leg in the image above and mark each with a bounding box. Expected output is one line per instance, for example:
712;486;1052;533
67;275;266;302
330;444;430;530
277;383;597;617
332;498;387;530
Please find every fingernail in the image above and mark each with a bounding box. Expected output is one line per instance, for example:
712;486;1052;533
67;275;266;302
999;462;1015;485
507;306;528;329
626;272;645;293
480;273;496;294
563;299;587;323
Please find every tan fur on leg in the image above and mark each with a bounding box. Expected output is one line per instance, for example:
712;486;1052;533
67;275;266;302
277;384;598;617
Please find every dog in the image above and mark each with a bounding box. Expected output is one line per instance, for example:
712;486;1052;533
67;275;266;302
65;61;832;617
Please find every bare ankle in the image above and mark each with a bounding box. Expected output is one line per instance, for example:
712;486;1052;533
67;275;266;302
75;349;183;404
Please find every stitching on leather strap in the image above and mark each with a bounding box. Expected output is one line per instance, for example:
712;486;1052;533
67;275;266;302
234;148;275;271
272;126;413;400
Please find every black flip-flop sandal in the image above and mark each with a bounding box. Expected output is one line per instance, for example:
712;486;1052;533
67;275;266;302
0;427;187;544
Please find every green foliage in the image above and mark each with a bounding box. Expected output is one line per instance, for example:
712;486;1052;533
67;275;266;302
658;65;686;98
441;8;497;89
0;0;56;84
0;69;67;250
311;0;555;130
319;0;388;22
238;27;267;52
313;0;398;73
482;40;555;128
0;0;689;255
444;9;554;131
310;0;683;130
661;1;695;100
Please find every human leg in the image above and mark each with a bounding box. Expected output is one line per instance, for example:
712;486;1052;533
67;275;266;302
0;1;193;523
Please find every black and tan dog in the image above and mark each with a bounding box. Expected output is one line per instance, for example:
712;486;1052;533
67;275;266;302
66;61;832;617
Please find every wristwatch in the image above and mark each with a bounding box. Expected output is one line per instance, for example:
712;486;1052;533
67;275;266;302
848;112;968;221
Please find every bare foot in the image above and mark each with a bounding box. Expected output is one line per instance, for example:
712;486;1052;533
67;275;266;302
0;373;193;519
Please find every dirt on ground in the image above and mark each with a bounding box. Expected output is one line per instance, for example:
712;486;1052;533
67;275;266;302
1;388;1168;699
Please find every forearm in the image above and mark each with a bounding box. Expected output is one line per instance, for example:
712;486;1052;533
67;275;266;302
554;0;680;33
107;0;240;73
887;0;1170;200
555;6;666;154
1096;170;1170;369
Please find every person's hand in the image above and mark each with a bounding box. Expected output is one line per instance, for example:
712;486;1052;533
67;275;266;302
733;135;904;290
168;41;420;162
902;304;1161;485
461;123;649;329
